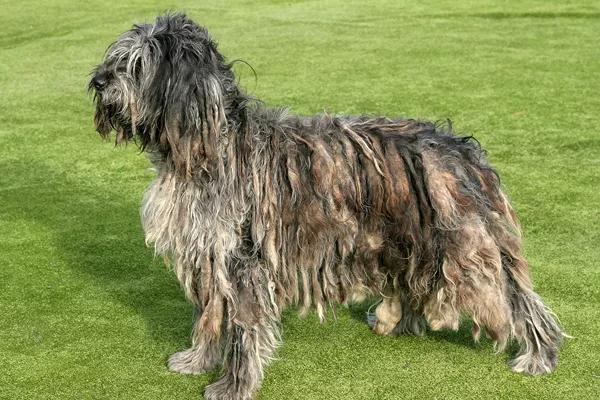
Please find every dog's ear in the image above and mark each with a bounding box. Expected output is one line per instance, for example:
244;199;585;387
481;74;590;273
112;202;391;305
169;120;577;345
139;19;227;178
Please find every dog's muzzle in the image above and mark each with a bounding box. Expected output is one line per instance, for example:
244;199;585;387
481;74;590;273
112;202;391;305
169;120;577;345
91;74;108;91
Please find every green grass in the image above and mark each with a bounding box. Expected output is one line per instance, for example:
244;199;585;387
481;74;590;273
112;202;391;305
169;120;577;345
1;0;599;398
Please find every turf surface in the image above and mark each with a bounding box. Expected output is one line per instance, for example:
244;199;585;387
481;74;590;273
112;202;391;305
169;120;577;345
1;0;599;399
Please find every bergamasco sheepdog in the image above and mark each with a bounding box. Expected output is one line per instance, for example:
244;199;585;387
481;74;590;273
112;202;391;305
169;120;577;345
89;13;564;400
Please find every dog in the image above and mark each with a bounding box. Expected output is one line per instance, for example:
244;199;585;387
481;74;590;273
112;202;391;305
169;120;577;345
89;13;564;400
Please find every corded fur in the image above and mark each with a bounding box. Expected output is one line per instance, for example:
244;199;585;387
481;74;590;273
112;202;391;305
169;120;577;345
90;13;565;400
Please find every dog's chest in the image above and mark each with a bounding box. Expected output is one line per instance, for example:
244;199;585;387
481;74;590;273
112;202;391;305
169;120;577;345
140;169;243;259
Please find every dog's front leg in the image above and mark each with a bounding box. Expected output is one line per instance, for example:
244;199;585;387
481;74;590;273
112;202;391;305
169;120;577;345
168;303;222;375
204;261;280;400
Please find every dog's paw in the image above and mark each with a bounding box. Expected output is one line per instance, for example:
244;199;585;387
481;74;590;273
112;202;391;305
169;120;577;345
372;318;397;336
508;349;558;376
367;312;393;335
168;348;219;375
369;297;402;336
204;378;254;400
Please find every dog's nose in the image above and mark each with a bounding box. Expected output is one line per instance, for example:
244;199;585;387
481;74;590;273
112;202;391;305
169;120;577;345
92;74;107;91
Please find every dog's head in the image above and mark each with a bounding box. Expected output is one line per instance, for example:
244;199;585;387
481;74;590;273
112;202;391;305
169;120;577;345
90;13;241;174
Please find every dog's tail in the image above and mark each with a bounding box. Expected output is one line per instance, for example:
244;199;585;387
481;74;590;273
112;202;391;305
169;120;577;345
493;198;565;375
503;257;564;375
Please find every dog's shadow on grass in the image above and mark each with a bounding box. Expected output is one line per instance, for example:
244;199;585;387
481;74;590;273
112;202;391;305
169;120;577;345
7;156;194;349
346;300;519;355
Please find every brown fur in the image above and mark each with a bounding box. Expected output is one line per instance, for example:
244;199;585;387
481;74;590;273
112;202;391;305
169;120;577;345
90;14;565;400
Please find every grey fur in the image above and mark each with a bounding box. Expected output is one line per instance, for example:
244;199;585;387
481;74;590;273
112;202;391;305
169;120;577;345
89;13;565;399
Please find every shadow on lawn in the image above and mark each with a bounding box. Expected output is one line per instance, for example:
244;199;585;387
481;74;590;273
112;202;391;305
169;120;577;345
64;182;195;348
3;156;193;348
346;300;521;356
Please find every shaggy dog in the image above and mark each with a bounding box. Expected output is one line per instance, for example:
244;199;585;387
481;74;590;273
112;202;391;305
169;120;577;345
89;13;563;400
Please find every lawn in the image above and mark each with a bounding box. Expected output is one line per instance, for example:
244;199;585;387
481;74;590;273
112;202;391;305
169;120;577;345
1;0;599;399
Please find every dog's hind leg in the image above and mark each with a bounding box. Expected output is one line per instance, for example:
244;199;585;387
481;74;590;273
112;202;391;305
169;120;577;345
168;304;222;375
369;280;402;336
390;297;427;336
204;262;280;400
422;215;563;375
423;219;513;349
368;274;427;337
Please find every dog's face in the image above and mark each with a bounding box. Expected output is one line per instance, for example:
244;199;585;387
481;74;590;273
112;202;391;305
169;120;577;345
89;13;233;172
